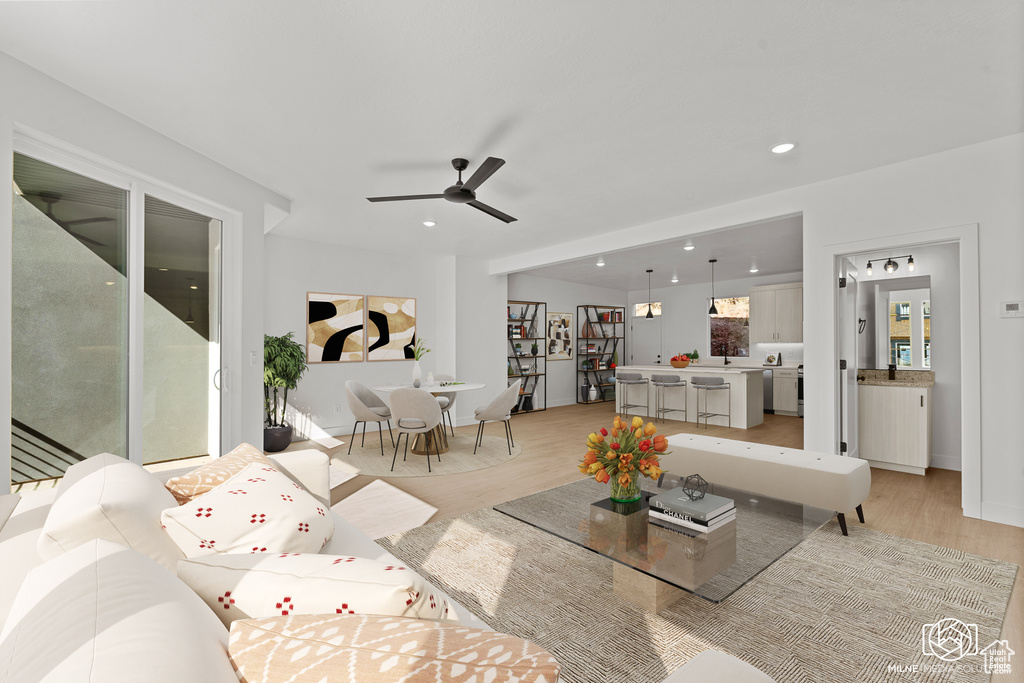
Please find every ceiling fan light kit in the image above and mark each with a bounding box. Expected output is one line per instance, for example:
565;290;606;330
367;157;517;223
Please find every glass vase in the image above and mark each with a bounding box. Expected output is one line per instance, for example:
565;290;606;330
609;471;641;503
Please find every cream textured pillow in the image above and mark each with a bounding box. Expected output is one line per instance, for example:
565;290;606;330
161;463;334;558
37;454;185;571
229;614;561;683
165;442;274;505
178;552;453;627
0;539;236;683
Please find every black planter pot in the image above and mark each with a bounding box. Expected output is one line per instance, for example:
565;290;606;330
264;424;293;453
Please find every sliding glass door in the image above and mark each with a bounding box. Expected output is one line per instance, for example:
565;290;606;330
11;149;223;484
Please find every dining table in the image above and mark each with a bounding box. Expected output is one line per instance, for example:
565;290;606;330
372;381;486;455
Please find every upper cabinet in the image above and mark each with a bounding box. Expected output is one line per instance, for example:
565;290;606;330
749;282;803;343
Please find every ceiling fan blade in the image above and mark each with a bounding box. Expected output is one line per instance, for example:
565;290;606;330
467;200;516;223
461;157;505;192
366;194;445;202
63;217;116;226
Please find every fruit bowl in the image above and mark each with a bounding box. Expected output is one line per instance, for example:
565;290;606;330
670;359;690;368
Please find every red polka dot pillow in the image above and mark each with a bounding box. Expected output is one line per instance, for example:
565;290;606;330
161;463;334;558
177;553;453;628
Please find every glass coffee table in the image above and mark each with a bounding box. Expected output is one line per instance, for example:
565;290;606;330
494;474;834;609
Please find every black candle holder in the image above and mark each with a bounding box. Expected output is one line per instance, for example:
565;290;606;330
683;473;708;500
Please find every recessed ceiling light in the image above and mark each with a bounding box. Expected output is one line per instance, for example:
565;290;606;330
596;258;605;267
671;276;679;283
749;266;759;273
158;268;169;271
771;142;796;154
422;221;436;227
104;281;115;286
190;284;198;290
683;244;695;251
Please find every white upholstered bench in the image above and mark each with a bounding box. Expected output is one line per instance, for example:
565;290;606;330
660;433;871;535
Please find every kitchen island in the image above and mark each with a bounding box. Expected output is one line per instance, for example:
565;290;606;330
614;365;765;428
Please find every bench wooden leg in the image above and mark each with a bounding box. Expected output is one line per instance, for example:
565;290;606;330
837;513;849;536
856;504;865;523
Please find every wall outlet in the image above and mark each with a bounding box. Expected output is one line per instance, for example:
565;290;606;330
249;351;259;366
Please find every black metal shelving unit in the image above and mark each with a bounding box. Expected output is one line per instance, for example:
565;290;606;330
577;305;625;404
507;300;546;414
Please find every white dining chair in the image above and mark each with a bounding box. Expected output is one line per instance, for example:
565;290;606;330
345;380;394;455
473;380;521;455
389;387;444;472
434;373;457;436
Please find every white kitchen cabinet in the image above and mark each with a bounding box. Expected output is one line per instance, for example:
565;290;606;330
858;384;932;475
749;283;803;343
772;368;799;415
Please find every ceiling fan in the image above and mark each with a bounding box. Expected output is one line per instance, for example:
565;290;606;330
367;157;517;223
35;191;114;247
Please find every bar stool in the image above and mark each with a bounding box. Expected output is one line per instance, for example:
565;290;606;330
651;374;686;422
691;376;731;428
616;372;649;421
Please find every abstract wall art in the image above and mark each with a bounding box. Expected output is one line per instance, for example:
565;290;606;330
366;295;417;361
546;311;573;360
306;293;365;363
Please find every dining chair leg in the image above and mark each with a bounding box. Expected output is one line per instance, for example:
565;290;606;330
361;422;367;446
507;419;514;447
503;420;512;455
391;433;402;472
427;432;435;473
386;421;395;447
473;421;483;454
348;421;362;455
378;422;385;456
403;434;409;461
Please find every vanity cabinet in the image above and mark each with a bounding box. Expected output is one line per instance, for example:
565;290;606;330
772;368;799;415
749;283;802;343
858;384;932;475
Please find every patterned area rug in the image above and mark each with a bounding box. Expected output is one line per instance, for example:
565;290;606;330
330;434;521;478
379;509;1017;683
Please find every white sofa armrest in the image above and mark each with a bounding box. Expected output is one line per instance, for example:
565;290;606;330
267;449;331;507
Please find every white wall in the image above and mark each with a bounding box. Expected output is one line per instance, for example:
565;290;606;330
264;235;508;437
852;242;961;470
0;51;289;491
508;273;626;407
493;134;1024;528
627;272;804;367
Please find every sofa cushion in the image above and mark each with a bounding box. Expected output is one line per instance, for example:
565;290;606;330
228;614;561;683
178;552;452;628
161;463;334;558
164;442;275;505
37;454;185;571
0;539;235;683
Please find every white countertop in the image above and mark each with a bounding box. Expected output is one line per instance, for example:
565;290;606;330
617;365;765;375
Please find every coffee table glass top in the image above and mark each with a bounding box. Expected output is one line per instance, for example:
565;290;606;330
494;474;834;603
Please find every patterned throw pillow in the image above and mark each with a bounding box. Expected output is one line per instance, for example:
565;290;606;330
229;614;561;683
178;553;453;628
161;463;334;558
165;442;274;505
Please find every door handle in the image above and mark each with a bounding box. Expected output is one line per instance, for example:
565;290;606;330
213;369;221;390
920;395;923;407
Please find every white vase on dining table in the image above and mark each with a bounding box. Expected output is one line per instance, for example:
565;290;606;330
411;360;422;388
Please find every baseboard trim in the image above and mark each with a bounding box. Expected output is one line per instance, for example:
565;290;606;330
980;501;1024;529
929;453;962;471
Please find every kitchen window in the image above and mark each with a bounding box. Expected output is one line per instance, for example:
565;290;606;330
710;296;750;358
634;302;661;317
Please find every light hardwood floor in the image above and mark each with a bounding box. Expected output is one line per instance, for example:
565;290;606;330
292;402;1023;646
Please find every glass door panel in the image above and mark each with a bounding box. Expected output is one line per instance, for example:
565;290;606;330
142;195;221;464
11;153;128;484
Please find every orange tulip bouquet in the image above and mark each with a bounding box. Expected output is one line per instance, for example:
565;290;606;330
579;415;669;503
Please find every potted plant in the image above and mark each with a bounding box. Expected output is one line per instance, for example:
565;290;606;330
689;348;700;364
411;338;430;387
264;332;307;452
514;342;522;356
531;341;539;356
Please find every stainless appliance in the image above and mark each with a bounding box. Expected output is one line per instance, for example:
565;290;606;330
797;364;804;417
763;369;774;413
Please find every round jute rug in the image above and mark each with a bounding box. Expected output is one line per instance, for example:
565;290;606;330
329;433;522;478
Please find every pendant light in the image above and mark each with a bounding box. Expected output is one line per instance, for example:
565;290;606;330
645;269;654;319
708;259;718;315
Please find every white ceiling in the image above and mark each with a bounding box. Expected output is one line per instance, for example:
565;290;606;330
0;1;1021;285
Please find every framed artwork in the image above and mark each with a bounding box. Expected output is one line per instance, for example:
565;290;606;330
366;295;417;361
546;312;573;360
306;293;364;363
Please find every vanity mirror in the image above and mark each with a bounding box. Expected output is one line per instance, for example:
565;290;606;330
857;275;931;371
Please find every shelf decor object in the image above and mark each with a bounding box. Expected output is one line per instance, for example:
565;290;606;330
507;300;547;414
366;295;417;361
579;415;668;503
306;292;365;363
576;305;626;404
546;312;573;360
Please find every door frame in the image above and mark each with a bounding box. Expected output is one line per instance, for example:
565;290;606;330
9;129;241;472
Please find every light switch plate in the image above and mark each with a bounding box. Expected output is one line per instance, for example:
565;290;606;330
999;301;1023;318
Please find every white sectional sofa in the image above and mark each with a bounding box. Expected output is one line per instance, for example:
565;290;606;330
661;433;872;534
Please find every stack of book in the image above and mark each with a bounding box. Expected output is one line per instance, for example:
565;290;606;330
648;488;736;534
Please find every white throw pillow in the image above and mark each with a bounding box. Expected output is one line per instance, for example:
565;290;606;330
178;552;454;628
0;539;236;683
161;463;334;558
37;454;185;571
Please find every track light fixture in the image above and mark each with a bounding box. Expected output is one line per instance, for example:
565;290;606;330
864;254;915;278
708;259;718;315
646;269;654;319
